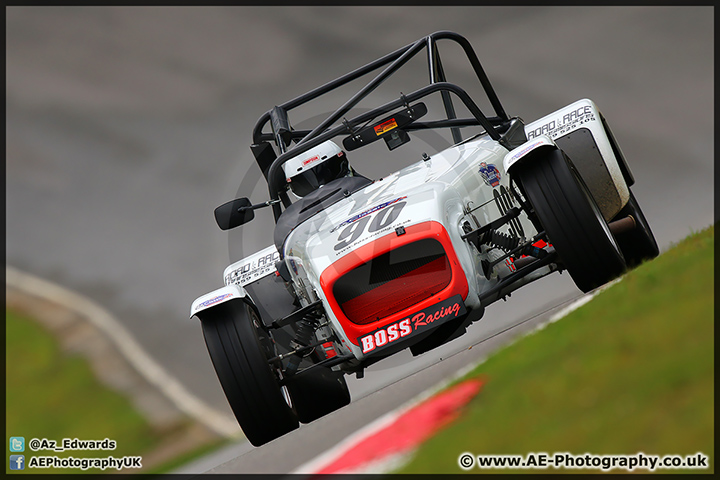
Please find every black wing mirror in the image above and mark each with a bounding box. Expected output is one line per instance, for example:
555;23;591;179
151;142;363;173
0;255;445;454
214;197;281;230
214;197;254;230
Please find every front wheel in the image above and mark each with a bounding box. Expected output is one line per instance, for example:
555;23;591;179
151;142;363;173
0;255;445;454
514;148;626;293
200;300;299;446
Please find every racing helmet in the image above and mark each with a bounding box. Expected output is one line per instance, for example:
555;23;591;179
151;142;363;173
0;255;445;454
282;140;351;197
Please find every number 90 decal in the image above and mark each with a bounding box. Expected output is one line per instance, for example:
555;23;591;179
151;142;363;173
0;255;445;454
334;202;407;251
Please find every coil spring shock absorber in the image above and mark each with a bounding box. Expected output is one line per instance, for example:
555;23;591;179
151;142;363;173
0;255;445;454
286;311;321;376
479;230;521;253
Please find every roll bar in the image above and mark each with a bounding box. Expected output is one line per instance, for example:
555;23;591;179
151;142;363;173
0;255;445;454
250;31;511;221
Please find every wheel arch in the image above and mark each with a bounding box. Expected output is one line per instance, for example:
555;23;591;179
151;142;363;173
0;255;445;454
503;135;559;174
190;284;254;320
599;111;635;187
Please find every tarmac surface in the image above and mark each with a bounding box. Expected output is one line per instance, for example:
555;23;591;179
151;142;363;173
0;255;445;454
6;6;714;473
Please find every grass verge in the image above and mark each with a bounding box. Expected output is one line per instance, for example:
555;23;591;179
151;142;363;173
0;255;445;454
397;225;714;474
5;308;224;474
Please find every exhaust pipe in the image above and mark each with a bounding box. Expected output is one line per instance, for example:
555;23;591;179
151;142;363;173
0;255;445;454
609;215;636;235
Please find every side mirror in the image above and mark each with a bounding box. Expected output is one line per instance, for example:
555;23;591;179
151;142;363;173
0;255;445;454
214;197;254;230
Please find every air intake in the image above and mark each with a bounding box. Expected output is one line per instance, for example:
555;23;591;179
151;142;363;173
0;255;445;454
332;238;452;325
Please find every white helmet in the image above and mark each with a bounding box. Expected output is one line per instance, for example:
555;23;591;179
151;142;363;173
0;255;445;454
282;140;351;197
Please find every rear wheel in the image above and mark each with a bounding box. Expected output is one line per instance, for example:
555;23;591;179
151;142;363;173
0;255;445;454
612;190;659;268
201;300;298;446
286;366;351;423
514;148;626;293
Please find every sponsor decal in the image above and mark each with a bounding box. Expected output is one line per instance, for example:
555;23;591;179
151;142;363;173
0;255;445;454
478;162;502;187
197;293;233;309
302;155;320;167
358;295;466;354
332;196;407;232
510;140;546;162
374;118;399;136
225;247;280;286
527;105;596;140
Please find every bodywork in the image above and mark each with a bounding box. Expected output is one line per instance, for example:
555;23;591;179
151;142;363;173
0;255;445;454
192;31;630;375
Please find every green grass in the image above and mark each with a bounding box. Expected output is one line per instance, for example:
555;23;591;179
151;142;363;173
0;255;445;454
398;225;714;474
5;309;220;474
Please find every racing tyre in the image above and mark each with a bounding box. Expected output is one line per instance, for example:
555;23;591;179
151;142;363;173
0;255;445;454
515;148;626;293
201;300;299;446
286;367;351;423
611;190;659;268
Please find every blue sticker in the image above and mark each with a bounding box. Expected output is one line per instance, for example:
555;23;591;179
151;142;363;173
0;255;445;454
335;196;407;231
479;162;501;187
198;293;233;308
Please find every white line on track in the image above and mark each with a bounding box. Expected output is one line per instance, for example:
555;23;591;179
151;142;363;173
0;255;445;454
6;266;240;439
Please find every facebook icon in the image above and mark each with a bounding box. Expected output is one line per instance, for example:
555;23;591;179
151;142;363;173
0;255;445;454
10;455;25;470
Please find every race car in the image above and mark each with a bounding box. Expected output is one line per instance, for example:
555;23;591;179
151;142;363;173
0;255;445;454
190;31;658;446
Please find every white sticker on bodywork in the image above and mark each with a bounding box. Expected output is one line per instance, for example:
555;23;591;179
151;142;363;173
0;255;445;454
503;135;555;172
190;284;247;317
223;245;280;286
525;101;597;141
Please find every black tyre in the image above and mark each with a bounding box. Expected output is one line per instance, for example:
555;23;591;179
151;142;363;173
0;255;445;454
200;300;298;446
515;148;626;293
612;190;659;268
286;366;351;423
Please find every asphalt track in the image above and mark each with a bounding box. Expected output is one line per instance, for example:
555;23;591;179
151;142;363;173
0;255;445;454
6;6;714;473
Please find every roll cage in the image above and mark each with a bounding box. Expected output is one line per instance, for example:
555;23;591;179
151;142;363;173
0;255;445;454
250;31;520;221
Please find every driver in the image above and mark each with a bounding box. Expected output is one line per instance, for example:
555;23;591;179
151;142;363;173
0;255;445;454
282;140;356;198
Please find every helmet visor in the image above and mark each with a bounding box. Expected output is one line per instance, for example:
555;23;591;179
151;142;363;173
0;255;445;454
289;154;349;197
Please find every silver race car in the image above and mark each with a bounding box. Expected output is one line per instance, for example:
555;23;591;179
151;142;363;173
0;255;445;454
191;31;657;445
